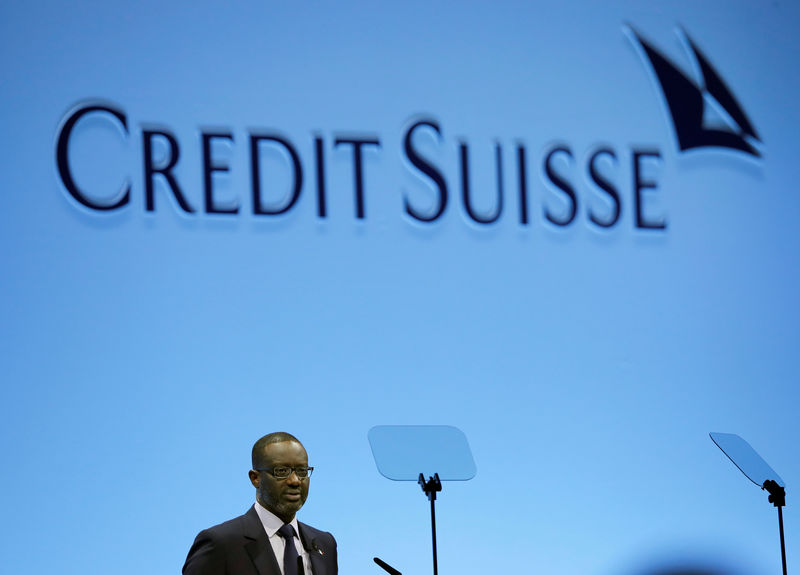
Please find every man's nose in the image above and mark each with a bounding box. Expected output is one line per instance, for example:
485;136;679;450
286;470;302;484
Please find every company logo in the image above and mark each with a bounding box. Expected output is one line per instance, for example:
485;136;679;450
627;26;762;157
57;25;763;231
54;105;667;230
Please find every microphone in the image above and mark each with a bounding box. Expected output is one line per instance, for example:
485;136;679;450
373;557;402;575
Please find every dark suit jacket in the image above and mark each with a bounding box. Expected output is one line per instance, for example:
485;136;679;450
183;506;338;575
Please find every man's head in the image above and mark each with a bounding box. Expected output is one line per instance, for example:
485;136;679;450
248;432;310;523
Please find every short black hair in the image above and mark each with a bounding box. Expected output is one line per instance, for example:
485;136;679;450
252;432;303;468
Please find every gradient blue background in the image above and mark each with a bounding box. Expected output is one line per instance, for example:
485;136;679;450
1;2;798;575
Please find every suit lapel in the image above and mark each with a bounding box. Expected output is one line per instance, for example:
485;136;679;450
243;507;282;575
299;524;327;575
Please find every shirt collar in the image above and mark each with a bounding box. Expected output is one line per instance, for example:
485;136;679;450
253;502;301;540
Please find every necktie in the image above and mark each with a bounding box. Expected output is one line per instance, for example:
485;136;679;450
277;523;300;575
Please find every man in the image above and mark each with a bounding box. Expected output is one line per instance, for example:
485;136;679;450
183;432;337;575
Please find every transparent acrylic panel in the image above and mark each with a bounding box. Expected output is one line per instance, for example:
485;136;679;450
710;432;785;487
368;425;477;481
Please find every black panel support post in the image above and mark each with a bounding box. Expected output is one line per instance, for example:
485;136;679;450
419;473;442;575
763;479;788;575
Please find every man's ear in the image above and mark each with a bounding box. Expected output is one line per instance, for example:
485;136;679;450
248;469;260;488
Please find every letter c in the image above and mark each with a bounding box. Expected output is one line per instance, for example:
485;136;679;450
56;102;130;211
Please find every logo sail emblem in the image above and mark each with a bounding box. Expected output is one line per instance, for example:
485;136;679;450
628;26;762;157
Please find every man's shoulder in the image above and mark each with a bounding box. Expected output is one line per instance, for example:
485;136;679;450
183;509;258;575
298;521;332;539
200;508;256;540
298;520;337;551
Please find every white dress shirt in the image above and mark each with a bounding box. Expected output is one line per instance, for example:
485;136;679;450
253;503;312;575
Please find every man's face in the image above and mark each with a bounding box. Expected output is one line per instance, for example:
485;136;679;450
249;440;310;523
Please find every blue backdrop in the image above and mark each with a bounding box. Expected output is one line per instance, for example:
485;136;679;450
1;2;797;575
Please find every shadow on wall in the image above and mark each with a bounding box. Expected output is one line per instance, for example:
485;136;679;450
621;549;761;575
634;560;745;575
647;570;729;575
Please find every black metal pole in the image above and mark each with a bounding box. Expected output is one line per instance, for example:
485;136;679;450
430;496;438;575
778;505;787;575
419;473;442;575
764;480;787;575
